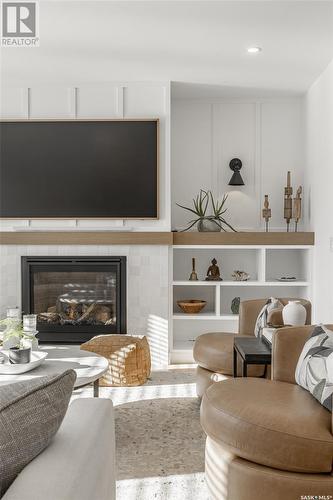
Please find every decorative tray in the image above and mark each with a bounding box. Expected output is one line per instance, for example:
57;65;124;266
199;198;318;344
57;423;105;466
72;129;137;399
0;351;48;375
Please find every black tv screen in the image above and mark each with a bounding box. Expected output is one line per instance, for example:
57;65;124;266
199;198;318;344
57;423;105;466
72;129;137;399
0;120;158;218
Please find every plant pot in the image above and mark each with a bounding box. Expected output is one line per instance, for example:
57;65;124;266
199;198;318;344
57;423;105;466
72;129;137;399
197;219;221;232
9;347;31;364
282;301;306;326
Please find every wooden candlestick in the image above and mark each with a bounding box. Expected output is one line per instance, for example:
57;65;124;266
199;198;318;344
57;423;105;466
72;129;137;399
262;195;271;232
284;171;293;232
293;186;302;232
189;257;198;281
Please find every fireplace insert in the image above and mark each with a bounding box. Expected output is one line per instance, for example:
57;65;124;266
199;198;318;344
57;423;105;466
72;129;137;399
21;256;127;343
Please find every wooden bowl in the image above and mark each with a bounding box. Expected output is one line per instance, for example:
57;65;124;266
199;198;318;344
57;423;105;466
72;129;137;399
177;300;207;314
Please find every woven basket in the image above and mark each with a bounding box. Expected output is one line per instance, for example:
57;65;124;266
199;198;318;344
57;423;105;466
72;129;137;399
80;334;151;387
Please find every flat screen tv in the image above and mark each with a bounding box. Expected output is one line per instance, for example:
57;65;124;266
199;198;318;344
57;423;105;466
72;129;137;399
0;119;158;219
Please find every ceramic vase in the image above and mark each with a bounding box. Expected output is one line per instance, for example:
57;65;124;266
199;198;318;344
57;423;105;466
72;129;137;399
282;300;306;326
197;219;221;232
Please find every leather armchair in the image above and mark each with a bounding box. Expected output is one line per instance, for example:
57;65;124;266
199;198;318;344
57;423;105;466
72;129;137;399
193;298;311;396
200;324;333;500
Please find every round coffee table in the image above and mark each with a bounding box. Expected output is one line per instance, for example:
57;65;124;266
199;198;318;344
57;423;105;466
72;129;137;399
0;345;108;397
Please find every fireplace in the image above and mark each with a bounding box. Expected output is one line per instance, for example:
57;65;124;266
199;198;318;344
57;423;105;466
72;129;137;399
21;256;127;343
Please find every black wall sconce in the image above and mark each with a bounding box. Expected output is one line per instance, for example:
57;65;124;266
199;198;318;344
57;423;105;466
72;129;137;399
228;158;244;186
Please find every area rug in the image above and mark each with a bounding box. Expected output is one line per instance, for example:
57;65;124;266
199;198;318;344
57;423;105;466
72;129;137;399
73;368;209;499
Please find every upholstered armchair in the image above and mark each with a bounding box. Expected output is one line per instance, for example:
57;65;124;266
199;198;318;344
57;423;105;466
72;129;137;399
200;324;333;500
193;298;311;396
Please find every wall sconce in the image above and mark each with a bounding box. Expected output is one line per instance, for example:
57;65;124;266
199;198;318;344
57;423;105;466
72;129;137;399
228;158;244;186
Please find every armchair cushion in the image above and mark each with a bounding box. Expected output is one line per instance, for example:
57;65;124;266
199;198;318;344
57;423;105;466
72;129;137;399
193;332;264;376
201;378;333;473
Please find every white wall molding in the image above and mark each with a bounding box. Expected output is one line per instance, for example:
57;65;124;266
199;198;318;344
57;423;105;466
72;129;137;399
172;97;303;231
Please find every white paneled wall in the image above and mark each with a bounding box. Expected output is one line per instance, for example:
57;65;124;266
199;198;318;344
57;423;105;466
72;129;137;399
0;82;170;231
171;98;303;230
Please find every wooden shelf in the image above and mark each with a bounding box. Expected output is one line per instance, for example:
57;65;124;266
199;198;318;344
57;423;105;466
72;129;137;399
172;232;314;246
173;280;309;287
173;313;238;320
0;231;173;245
0;230;314;246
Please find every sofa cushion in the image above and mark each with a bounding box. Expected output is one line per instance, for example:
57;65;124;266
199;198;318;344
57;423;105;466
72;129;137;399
193;332;264;376
296;325;333;411
0;370;76;496
201;378;333;473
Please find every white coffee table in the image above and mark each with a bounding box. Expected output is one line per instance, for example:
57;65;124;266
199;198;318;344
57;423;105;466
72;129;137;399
0;345;108;397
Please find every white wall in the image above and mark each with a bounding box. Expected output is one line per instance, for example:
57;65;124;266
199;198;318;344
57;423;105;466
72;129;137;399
171;98;303;230
0;82;171;231
304;59;333;323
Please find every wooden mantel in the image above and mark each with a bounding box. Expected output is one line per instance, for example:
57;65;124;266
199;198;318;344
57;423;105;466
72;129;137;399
0;231;173;246
0;231;314;246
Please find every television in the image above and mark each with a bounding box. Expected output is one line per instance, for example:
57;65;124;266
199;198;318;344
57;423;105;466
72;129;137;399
0;119;159;219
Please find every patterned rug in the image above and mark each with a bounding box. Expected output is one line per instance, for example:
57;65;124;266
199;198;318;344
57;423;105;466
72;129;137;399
73;368;209;499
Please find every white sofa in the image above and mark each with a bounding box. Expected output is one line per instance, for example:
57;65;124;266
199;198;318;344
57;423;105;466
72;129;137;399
3;398;116;500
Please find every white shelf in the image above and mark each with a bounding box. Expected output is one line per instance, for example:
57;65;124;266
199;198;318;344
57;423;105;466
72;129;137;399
173;280;309;287
173;313;238;320
170;244;312;364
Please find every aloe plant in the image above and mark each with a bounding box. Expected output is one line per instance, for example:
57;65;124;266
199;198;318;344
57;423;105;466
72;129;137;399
176;190;236;232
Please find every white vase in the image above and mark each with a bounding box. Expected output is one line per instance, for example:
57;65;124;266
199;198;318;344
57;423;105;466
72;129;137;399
282;300;306;326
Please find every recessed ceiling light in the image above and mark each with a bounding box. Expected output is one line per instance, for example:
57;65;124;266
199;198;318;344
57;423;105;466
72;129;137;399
247;47;262;54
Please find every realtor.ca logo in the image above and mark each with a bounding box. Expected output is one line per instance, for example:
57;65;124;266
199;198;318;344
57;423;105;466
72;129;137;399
1;1;39;46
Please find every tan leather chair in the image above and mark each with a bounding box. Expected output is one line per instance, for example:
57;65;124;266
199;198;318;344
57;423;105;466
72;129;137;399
200;324;333;500
193;298;311;396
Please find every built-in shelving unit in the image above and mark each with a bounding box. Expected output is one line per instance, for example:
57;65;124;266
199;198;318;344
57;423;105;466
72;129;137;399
170;244;313;363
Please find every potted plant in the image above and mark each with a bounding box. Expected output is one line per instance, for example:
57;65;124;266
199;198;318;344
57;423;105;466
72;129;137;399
176;190;237;232
0;318;38;351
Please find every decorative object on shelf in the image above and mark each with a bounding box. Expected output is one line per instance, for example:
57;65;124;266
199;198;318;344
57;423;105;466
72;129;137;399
231;297;240;315
189;257;198;281
177;300;207;314
284;171;293;232
262;195;271;232
205;258;223;281
293;186;302;232
231;270;250;281
9;346;31;364
176;189;237;232
282;300;306;326
277;276;296;282
228;158;245;186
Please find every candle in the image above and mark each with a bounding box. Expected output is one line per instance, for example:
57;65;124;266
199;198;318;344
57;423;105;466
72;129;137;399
6;307;20;320
23;314;37;332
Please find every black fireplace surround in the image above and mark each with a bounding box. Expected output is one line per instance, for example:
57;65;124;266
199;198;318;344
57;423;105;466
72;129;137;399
21;256;127;343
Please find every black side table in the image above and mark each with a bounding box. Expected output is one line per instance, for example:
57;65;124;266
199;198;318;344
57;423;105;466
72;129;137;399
233;337;272;377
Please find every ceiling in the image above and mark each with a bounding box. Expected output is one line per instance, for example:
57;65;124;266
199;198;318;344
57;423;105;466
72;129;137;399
1;1;333;95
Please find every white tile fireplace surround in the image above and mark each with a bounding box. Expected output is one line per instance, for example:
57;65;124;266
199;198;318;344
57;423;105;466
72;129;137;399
0;244;169;369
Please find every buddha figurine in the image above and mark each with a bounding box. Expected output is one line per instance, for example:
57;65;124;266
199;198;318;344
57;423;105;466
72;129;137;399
205;258;222;281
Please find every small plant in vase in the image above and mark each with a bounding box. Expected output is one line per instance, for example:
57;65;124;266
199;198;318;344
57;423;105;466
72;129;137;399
176;189;237;232
0;318;38;351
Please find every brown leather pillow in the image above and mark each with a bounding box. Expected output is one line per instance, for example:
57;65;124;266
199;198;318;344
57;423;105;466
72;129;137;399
267;308;284;327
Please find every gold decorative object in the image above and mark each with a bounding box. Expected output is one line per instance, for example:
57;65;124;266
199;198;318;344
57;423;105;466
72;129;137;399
284;171;293;232
177;300;207;314
293;186;302;232
262;194;271;232
189;257;198;281
205;258;222;281
80;335;151;387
